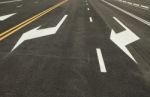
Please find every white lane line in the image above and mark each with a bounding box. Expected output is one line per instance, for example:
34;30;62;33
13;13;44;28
17;4;22;7
127;2;132;5
89;17;93;22
141;5;149;10
116;0;149;10
87;8;90;11
0;13;16;21
122;1;127;3
34;1;39;4
0;0;22;4
102;0;150;26
133;3;140;7
96;48;107;73
86;2;88;5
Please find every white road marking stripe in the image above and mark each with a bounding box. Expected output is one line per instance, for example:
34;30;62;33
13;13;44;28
89;17;93;22
0;0;22;4
17;4;22;7
0;13;16;21
96;48;107;73
102;0;150;26
116;0;149;10
133;3;140;7
34;1;39;4
127;2;132;5
87;8;90;11
122;1;127;3
141;5;149;10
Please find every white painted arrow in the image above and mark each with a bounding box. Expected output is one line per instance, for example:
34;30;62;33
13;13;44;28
11;15;68;52
110;17;140;63
0;13;16;21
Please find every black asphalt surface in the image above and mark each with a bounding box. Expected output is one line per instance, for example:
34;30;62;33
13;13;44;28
0;0;150;97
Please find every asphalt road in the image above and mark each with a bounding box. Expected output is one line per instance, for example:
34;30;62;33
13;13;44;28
0;0;150;97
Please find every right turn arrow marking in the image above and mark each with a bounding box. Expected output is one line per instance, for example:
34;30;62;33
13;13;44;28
110;17;140;63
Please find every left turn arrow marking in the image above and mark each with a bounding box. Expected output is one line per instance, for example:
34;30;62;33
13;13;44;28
11;15;68;52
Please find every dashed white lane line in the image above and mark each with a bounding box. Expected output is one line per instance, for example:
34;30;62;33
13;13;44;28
133;3;140;7
87;8;90;11
34;1;39;4
141;5;149;10
89;17;93;22
0;13;16;21
16;4;22;8
86;3;88;5
102;0;150;26
0;0;22;4
127;2;132;5
116;0;149;10
96;48;107;73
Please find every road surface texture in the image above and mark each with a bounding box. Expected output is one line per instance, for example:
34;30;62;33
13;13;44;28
0;0;150;97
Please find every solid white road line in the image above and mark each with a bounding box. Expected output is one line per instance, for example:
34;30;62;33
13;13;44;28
96;48;107;73
0;13;16;21
0;0;22;4
102;0;150;26
89;17;93;22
